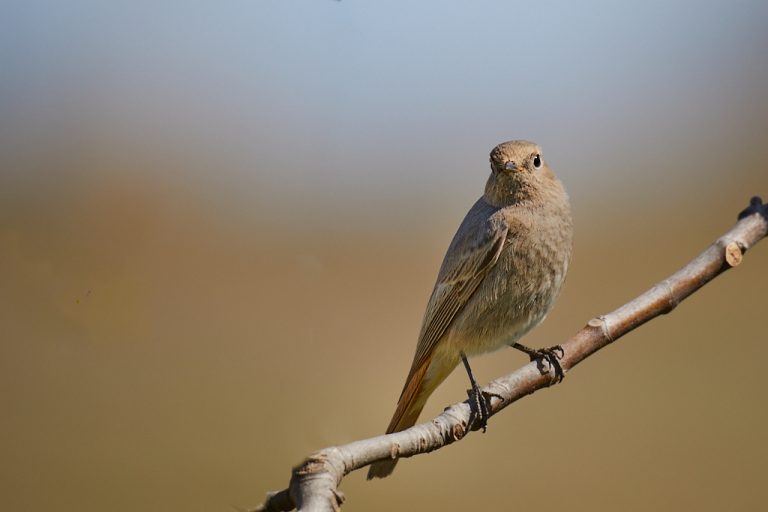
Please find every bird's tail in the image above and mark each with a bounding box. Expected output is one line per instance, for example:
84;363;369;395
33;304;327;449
367;354;455;479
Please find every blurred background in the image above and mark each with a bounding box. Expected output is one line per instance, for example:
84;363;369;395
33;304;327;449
1;1;767;510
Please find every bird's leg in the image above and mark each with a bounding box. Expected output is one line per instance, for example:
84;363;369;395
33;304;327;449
460;351;491;432
511;342;565;383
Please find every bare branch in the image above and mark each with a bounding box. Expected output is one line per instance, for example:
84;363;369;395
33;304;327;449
254;197;768;512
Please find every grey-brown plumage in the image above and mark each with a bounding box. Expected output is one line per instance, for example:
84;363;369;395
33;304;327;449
368;140;573;479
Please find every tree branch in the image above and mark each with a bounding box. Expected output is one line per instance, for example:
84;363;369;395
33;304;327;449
254;196;768;512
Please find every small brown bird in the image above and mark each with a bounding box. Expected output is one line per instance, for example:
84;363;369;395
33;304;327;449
368;140;573;479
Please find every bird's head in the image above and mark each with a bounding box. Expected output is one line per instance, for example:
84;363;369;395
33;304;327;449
486;140;559;206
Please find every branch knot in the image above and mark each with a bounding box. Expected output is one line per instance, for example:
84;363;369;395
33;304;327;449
587;316;614;342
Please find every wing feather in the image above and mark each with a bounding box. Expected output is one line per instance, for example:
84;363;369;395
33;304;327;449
406;206;509;379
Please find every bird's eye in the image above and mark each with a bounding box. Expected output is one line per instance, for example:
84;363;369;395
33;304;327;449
533;154;541;169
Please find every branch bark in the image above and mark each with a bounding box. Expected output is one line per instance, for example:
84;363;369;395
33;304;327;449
254;196;768;512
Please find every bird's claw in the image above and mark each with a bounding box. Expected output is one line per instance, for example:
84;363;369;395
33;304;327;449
530;345;565;382
512;342;566;383
466;385;492;433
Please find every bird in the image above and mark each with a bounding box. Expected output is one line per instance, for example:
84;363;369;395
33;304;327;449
367;140;573;479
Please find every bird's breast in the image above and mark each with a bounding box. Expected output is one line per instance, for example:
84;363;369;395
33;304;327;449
448;210;572;356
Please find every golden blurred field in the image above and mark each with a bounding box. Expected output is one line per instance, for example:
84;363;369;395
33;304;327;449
1;153;766;511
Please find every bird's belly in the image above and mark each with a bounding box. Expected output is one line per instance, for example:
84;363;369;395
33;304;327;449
446;301;544;357
444;261;565;357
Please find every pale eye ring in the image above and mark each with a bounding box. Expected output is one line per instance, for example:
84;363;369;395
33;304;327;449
533;154;542;169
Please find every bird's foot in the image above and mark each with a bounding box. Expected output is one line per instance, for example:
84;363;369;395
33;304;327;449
511;343;565;383
460;352;493;432
465;384;494;433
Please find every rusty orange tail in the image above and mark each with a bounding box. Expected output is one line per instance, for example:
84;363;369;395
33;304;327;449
367;354;455;479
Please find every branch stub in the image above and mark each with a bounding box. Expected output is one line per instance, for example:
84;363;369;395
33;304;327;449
725;241;743;267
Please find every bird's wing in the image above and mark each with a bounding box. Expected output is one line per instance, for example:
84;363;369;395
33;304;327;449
408;207;509;378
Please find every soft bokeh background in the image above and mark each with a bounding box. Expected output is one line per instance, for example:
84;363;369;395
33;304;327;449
1;1;767;510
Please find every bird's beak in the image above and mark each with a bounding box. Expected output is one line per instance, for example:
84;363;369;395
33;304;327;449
504;161;517;172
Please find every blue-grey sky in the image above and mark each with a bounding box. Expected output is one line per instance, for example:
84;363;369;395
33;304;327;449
1;0;766;223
